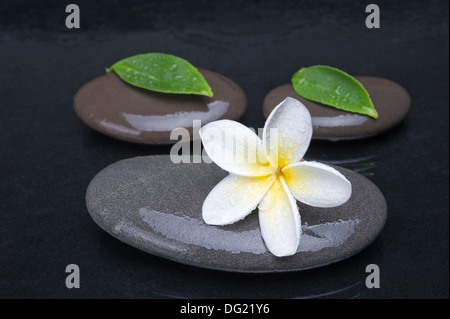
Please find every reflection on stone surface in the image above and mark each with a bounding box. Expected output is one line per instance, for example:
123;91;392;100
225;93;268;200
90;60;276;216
312;114;368;128
138;208;359;254
123;100;229;132
298;219;360;252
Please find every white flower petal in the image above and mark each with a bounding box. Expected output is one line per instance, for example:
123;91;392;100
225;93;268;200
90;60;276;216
263;97;312;168
258;176;301;257
282;161;352;208
203;174;274;225
200;120;275;176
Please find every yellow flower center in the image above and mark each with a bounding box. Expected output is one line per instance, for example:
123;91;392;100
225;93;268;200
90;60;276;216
271;167;284;187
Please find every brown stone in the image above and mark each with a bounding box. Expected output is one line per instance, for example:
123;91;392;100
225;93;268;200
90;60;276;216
74;69;247;144
263;77;411;140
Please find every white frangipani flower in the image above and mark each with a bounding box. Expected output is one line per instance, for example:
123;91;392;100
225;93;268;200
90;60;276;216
199;97;352;257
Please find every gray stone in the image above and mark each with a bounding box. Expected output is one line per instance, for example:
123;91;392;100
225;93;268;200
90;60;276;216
86;155;387;272
263;77;411;140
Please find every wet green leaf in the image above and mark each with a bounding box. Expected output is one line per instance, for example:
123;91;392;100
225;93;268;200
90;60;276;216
292;65;378;118
106;53;213;97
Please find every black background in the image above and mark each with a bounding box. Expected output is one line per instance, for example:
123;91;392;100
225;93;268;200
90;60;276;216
0;0;448;299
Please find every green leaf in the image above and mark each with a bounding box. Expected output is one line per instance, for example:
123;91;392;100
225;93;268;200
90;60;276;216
106;53;213;97
291;65;378;118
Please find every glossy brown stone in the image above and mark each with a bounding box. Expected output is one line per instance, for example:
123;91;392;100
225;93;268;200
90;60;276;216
74;69;247;144
263;77;411;140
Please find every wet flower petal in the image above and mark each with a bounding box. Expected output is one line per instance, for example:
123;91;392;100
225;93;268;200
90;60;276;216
263;97;312;169
258;176;301;257
200;120;275;176
203;174;274;225
282;161;352;208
